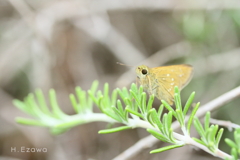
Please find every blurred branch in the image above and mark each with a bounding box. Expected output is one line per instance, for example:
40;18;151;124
113;135;156;160
8;0;51;42
195;86;240;117
0;31;31;85
8;0;53;90
194;48;240;78
16;0;240;41
7;0;35;30
73;13;146;65
210;118;240;131
194;48;240;103
113;85;240;160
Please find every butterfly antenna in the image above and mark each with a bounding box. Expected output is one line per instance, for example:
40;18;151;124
116;62;134;67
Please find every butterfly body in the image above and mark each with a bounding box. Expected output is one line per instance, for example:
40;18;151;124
135;64;193;105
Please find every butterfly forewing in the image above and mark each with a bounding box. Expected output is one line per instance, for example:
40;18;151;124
150;65;193;104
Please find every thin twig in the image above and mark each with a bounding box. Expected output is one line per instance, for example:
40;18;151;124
113;85;240;160
195;86;240;117
210;118;240;132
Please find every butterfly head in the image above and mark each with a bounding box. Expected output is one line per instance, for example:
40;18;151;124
135;65;150;79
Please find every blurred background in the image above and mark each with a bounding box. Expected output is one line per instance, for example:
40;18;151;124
1;0;240;160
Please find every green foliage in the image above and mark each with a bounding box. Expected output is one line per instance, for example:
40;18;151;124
13;80;237;159
225;129;240;160
193;112;224;152
150;144;184;154
99;126;132;134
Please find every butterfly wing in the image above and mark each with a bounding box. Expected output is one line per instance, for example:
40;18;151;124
150;65;193;104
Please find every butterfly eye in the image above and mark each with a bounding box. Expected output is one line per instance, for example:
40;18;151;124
141;69;148;75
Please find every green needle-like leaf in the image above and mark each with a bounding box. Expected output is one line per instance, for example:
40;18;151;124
50;128;69;135
103;83;109;99
90;80;99;94
187;102;200;135
123;110;129;122
111;89;118;106
225;139;238;149
98;97;121;122
49;89;67;118
139;85;144;95
102;108;121;122
162;112;173;137
231;148;238;160
204;112;210;131
205;128;212;145
234;129;240;148
175;109;184;127
13;100;34;116
157;104;164;120
35;89;51;115
192;137;206;146
162;113;170;136
123;98;132;109
55;119;86;128
122;87;130;98
147;108;155;126
117;87;129;101
15;117;46;126
130;90;140;107
167;111;173;131
183;91;195;115
140;92;147;114
69;94;80;113
168;129;176;143
146;94;154;112
116;100;124;114
147;129;169;142
24;94;39;117
76;88;87;111
215;128;224;148
161;100;175;114
174;86;182;111
150;144;184;154
112;107;124;122
88;90;99;106
210;125;219;142
25;94;46;118
98;126;132;134
87;83;97;109
149;109;163;132
130;83;138;94
97;96;104;112
126;107;144;119
194;117;205;137
208;142;216;152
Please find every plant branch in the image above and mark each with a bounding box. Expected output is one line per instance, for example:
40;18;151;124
210;118;240;131
114;85;240;160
